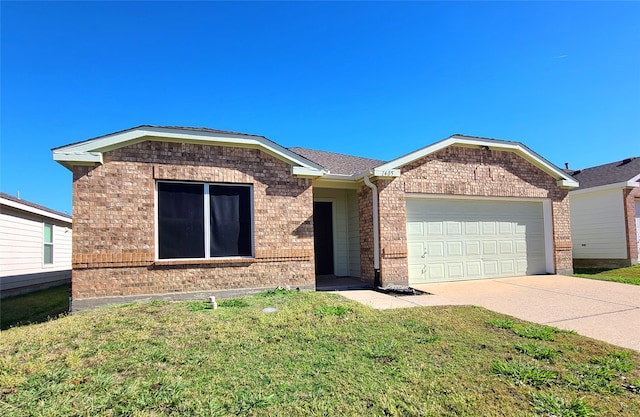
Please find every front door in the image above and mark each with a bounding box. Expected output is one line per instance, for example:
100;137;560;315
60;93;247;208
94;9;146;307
313;202;334;275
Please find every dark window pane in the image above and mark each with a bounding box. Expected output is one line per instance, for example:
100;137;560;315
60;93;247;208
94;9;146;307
210;186;252;257
158;182;204;259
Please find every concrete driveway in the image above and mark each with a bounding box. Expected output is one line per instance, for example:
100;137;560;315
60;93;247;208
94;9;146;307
338;275;640;352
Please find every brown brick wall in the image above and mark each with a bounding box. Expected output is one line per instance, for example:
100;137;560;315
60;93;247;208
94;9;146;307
624;187;639;264
72;141;315;305
360;146;573;285
358;184;375;282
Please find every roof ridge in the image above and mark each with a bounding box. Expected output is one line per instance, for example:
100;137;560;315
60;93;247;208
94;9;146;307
288;146;386;163
574;156;639;172
52;125;265;151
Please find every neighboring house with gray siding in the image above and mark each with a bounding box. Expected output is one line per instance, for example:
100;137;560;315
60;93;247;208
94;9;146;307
0;192;72;297
568;157;640;268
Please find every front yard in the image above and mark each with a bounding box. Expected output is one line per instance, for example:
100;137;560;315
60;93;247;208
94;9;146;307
574;265;640;286
1;290;639;416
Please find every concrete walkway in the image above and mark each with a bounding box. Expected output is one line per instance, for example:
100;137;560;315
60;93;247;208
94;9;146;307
336;275;640;352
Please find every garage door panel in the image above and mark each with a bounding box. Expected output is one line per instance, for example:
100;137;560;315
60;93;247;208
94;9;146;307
427;264;445;280
499;222;513;234
446;222;462;236
466;261;482;278
408;264;426;283
499;241;514;255
465;222;480;235
446;241;463;256
465;241;481;256
407;198;547;284
500;260;515;275
427;223;443;235
407;242;424;259
484;260;499;275
447;263;464;279
516;260;528;274
483;241;498;255
482;222;497;235
427;242;444;257
407;222;424;237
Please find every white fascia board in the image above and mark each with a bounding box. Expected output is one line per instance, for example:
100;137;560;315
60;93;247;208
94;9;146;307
291;166;326;177
0;198;72;224
53;151;102;164
53;126;324;171
569;180;639;196
557;179;580;188
376;135;576;186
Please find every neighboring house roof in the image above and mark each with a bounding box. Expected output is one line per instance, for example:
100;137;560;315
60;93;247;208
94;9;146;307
288;147;385;176
52;125;326;177
0;192;72;223
568;157;640;190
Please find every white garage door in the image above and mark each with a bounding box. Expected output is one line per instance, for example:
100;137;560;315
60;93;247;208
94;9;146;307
407;198;547;284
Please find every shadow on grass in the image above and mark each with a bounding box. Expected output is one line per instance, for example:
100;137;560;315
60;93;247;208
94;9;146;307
1;284;70;330
573;267;615;274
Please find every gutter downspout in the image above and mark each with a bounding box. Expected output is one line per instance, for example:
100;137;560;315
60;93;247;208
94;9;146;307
363;175;381;287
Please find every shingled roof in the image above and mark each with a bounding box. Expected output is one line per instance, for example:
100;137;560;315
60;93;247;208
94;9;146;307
0;192;72;220
288;147;385;176
569;157;640;190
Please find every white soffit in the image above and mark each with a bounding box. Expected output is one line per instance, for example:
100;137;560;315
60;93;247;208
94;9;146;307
375;135;579;188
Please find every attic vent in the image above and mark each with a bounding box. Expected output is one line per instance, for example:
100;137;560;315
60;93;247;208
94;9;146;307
619;157;635;166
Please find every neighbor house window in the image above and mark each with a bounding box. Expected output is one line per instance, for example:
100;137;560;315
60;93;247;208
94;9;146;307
157;181;253;260
44;223;53;264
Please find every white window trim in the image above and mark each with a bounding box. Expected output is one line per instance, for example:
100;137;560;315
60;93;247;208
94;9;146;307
155;180;255;261
43;223;54;267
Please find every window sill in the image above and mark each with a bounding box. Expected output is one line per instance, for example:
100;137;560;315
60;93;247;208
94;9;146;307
154;257;256;266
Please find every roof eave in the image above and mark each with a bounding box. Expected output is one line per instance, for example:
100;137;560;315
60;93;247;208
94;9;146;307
0;196;72;223
53;126;324;172
375;135;577;187
569;179;640;195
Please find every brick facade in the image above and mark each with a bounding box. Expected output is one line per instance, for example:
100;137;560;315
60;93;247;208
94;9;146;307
358;146;573;285
358;184;375;283
68;134;576;308
623;187;640;265
71;141;315;308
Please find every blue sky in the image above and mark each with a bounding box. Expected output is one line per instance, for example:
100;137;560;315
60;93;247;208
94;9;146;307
1;1;639;214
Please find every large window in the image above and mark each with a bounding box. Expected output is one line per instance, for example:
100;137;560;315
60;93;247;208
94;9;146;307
44;223;53;264
157;182;253;260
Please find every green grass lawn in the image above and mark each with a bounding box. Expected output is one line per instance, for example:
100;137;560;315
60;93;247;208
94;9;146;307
1;290;639;416
574;265;640;286
1;284;70;330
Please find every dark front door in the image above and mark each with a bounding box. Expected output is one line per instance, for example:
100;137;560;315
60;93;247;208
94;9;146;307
313;202;334;275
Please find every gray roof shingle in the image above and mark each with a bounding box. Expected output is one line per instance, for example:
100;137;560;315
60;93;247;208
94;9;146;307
288;147;385;176
569;157;640;189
